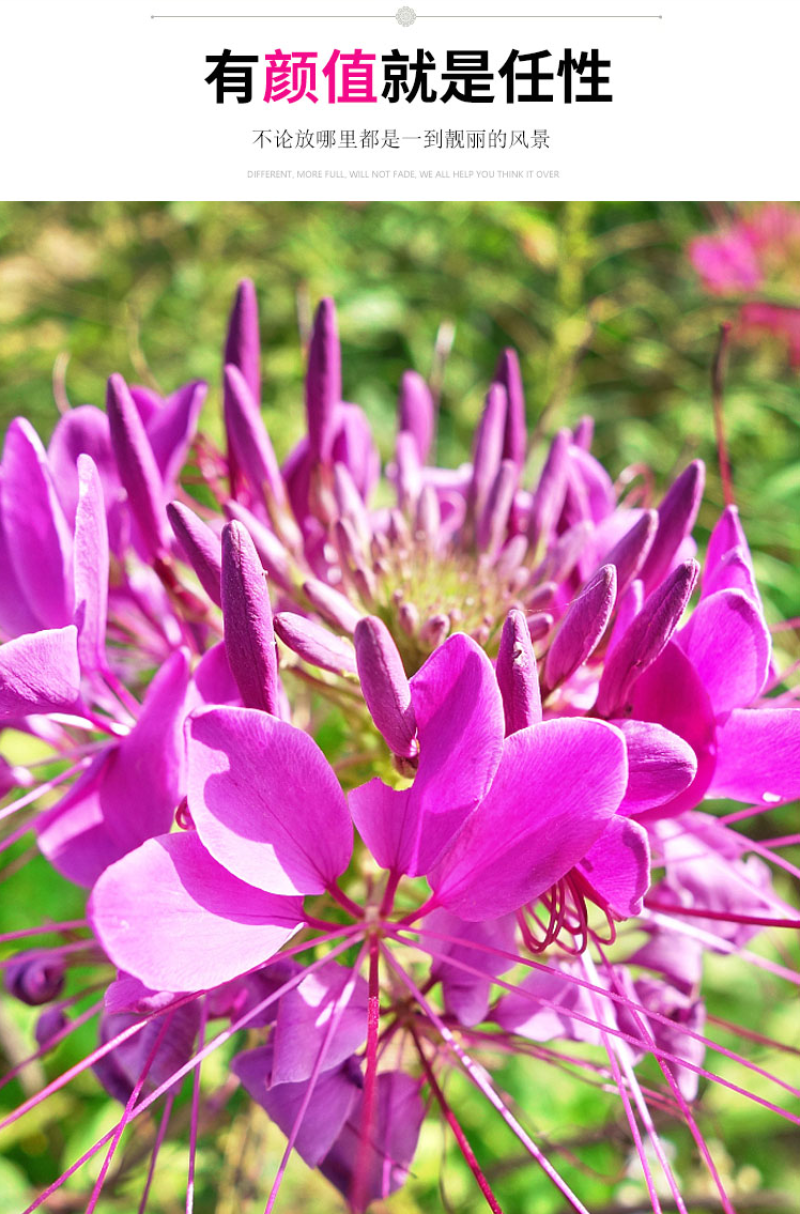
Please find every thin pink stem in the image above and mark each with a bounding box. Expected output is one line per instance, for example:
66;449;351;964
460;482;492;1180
265;940;370;1214
644;900;800;929
0;920;88;944
351;934;381;1212
186;997;207;1214
86;1009;176;1214
0;760;90;823
381;942;593;1214
138;1090;176;1214
411;1024;503;1213
386;926;800;1119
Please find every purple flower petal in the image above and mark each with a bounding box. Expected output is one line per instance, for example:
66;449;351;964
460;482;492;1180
613;719;698;815
708;707;800;804
543;564;616;693
639;460;705;593
73;455;108;672
1;417;73;629
37;648;190;885
271;961;368;1085
233;1045;360;1168
424;908;517;1026
0;626;81;719
577;815;650;918
146;381;207;493
595;560;699;718
224;364;286;512
224;279;261;406
187;705;353;896
528;428;570;551
676;588;771;715
319;1072;425;1212
94;1003;201;1104
89;832;304;991
431;719;628;921
494;348;527;467
350;635;504;876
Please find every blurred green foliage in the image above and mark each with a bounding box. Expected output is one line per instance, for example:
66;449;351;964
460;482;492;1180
1;202;799;1213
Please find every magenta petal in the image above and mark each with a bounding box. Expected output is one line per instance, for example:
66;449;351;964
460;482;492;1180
495;962;601;1046
271;962;368;1085
352;635;504;877
187;705;352;895
89;832;304;991
37;750;125;886
320;1072;425;1212
73;455;109;672
1;418;74;629
432;719;627;921
613;719;698;815
639;460;705;593
0;626;81;719
595;560;699;718
94;1003;200;1104
578;815;650;918
101;649;190;853
146;381;207;493
233;1046;359;1168
676;588;771;715
629;641;718;821
424;908;517;1027
708;707;800;804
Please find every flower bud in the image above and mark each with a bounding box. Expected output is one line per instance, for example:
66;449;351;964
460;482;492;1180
601;509;657;596
275;612;357;676
398;370;434;464
595;559;699;717
306;298;341;465
223;363;285;511
224;279;261;405
5;950;66;1006
354;616;417;759
496;608;542;735
544;565;617;693
468;383;506;525
106;373;170;559
303;578;362;634
493;348;527;467
221;520;279;715
167;501;222;608
528;428;571;551
639;460;705;593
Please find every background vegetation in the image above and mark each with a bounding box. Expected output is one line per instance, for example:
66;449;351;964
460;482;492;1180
0;201;798;1212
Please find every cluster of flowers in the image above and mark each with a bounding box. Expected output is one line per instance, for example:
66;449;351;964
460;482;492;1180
2;282;799;1212
691;202;800;366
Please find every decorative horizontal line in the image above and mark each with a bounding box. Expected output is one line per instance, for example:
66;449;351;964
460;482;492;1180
151;13;663;18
